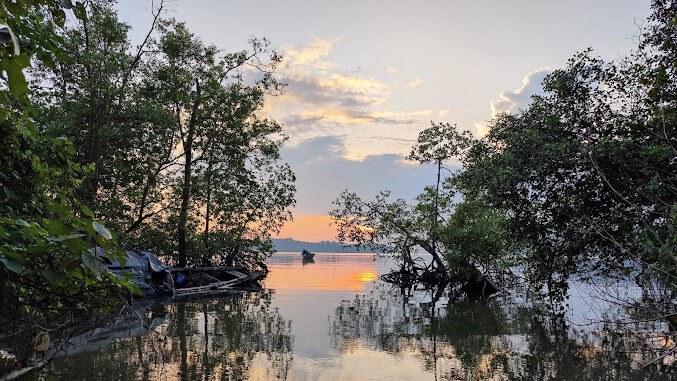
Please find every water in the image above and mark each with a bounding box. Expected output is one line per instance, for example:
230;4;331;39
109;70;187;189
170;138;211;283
27;253;672;380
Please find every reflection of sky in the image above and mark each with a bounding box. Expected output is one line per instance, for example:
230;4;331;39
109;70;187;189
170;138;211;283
258;253;464;379
265;253;381;291
249;346;443;381
40;253;672;380
264;253;393;358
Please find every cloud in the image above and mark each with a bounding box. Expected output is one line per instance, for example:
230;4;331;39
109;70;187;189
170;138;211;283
472;67;552;137
285;108;431;128
474;121;491;137
489;67;551;116
405;78;423;88
267;37;433;147
438;109;449;117
282;136;444;217
265;37;435;161
282;37;342;67
283;73;388;107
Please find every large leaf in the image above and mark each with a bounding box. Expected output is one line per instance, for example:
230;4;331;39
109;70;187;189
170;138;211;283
81;253;107;278
0;257;23;274
1;55;31;97
80;205;94;218
42;268;65;282
44;219;69;236
73;2;88;21
92;221;112;240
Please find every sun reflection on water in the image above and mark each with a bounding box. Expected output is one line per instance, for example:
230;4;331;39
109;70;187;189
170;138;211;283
264;253;381;291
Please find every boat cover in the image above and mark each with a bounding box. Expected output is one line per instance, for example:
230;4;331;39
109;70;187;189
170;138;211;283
93;249;170;295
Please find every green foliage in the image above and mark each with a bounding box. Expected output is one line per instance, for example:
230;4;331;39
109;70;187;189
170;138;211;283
125;19;293;268
331;123;511;281
440;198;516;275
335;2;676;307
408;121;473;164
453;1;677;303
31;5;295;270
0;0;147;340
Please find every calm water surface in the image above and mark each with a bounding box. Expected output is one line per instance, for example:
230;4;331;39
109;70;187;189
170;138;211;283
30;253;672;380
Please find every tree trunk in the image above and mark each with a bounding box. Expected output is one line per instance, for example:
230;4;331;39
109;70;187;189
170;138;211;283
177;82;201;267
433;159;441;273
202;161;212;266
177;303;188;381
457;263;499;300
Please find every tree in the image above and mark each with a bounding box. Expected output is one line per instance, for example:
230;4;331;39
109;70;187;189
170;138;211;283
0;0;136;366
34;4;295;269
407;122;473;275
33;0;172;235
331;122;509;293
144;20;291;267
454;0;677;311
194;84;296;268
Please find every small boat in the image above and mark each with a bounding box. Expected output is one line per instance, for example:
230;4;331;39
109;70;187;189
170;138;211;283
301;249;315;262
169;266;265;298
94;249;264;299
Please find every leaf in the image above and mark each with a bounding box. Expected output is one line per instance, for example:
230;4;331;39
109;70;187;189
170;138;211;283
42;268;65;282
0;257;23;274
52;9;67;27
36;50;55;69
81;205;94;218
2;55;31;97
92;221;112;240
129;283;143;296
0;225;9;239
73;2;88;21
2;186;17;200
81;253;107;278
44;219;69;235
47;204;72;217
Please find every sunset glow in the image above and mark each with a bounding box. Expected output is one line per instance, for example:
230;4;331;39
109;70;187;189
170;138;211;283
265;258;379;291
273;215;336;242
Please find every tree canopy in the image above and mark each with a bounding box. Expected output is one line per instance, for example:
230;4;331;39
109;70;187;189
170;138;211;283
0;0;295;362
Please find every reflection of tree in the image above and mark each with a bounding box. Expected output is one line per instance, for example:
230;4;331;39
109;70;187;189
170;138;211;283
36;290;293;380
193;290;294;380
330;282;674;380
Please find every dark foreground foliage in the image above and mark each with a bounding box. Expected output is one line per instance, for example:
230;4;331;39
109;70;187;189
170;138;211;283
0;0;294;373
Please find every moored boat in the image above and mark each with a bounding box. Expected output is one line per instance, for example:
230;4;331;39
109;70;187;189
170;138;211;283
94;249;264;299
301;249;315;262
169;266;265;298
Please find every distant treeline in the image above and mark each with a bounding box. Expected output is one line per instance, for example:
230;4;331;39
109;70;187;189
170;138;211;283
272;238;376;253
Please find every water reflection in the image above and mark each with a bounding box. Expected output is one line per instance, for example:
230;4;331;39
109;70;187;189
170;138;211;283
330;282;673;380
27;253;674;380
35;291;293;380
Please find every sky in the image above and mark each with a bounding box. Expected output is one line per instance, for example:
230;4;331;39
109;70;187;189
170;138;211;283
117;0;652;242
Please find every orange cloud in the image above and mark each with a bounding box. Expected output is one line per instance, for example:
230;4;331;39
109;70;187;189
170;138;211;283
287;108;431;127
282;37;342;67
